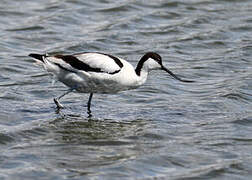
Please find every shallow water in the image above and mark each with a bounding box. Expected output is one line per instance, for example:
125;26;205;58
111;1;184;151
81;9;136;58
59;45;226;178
0;0;252;179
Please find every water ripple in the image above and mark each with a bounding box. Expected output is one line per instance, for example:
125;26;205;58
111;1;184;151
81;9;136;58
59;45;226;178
0;0;252;179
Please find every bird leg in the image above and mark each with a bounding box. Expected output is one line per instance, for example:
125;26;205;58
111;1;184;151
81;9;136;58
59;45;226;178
87;93;93;117
54;89;73;109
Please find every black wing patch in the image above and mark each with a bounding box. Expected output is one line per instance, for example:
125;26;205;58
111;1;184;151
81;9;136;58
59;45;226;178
54;54;121;74
100;53;123;68
72;52;124;68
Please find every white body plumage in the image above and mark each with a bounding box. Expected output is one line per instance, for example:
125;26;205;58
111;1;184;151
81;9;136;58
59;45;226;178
29;52;193;114
38;53;149;93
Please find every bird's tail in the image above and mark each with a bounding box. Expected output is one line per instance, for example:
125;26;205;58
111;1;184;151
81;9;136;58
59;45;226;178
29;53;46;63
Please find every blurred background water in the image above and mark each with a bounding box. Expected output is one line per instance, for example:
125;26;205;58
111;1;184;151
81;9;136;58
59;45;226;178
0;0;252;179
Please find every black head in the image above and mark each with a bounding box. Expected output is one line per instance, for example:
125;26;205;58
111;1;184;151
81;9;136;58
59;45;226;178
136;52;194;83
142;52;163;66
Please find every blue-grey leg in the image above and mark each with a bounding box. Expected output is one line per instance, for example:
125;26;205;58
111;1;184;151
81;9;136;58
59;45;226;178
87;93;93;116
54;89;73;109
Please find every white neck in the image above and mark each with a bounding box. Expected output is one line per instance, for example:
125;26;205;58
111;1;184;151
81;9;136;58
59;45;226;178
135;64;149;87
133;56;161;88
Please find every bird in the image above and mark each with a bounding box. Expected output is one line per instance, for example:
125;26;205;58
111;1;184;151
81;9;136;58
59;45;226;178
29;52;194;116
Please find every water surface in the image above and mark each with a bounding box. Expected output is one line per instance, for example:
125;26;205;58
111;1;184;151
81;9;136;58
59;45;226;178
0;0;252;179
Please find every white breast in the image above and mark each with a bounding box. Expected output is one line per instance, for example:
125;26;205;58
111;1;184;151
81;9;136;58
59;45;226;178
40;53;148;94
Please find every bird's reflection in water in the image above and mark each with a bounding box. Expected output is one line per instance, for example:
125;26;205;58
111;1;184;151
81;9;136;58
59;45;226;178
46;114;152;177
49;113;149;143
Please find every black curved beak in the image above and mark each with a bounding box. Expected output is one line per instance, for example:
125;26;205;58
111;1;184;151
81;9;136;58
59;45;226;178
161;66;194;83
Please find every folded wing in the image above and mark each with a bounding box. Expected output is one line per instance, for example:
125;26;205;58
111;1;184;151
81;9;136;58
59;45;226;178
47;53;123;75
